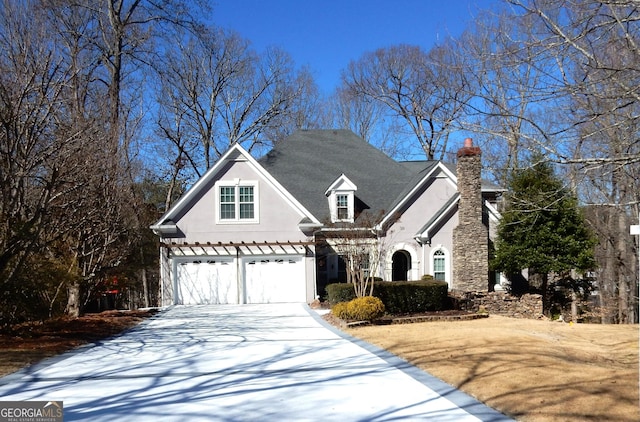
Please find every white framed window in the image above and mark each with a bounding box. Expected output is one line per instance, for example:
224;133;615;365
361;253;371;278
325;174;357;223
327;191;354;222
433;250;445;281
336;194;349;220
430;246;450;283
216;181;258;223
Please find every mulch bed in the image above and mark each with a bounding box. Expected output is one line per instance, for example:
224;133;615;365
322;309;486;328
1;309;159;341
0;309;159;377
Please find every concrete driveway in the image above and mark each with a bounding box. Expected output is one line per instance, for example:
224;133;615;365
0;304;511;421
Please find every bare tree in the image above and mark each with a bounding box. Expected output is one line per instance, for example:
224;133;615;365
0;0;75;285
331;86;382;143
456;9;555;185
157;29;248;176
261;66;326;144
0;1;116;322
0;0;208;317
156;27;320;191
324;86;409;159
459;0;639;322
320;212;392;298
571;44;640;323
340;43;471;160
507;0;639;323
29;0;205;317
323;232;382;298
61;0;207;316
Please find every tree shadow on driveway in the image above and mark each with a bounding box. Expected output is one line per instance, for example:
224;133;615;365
0;304;511;421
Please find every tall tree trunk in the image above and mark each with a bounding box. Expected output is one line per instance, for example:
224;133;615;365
630;225;639;324
571;291;578;322
616;208;629;323
66;280;81;318
140;245;149;308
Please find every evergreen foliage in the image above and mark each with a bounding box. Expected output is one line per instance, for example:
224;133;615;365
492;156;597;298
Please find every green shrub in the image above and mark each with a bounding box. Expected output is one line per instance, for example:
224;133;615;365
373;281;448;314
0;256;78;326
331;296;385;321
327;280;448;316
326;283;356;305
421;274;434;281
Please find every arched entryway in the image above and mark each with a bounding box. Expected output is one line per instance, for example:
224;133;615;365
391;250;411;281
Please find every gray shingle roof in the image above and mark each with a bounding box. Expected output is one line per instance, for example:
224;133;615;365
259;130;419;222
258;129;502;224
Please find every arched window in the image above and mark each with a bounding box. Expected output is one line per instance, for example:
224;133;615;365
431;248;448;282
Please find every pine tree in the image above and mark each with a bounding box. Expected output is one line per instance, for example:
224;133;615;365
492;156;597;314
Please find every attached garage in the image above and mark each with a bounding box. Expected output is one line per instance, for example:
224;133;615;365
175;258;237;305
172;253;307;305
244;256;306;303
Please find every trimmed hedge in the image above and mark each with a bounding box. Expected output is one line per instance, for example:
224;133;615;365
326;283;356;305
326;280;449;314
373;281;448;314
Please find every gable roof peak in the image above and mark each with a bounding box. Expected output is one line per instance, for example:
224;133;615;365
325;173;358;196
151;141;320;231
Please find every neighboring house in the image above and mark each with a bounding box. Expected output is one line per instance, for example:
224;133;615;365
150;129;503;306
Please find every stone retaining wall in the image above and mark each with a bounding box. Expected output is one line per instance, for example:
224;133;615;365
450;290;545;319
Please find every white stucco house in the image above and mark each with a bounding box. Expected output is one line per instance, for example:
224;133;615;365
150;129;502;306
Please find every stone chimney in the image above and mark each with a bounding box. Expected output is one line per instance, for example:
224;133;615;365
452;138;489;291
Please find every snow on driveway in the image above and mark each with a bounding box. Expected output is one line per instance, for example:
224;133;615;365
0;304;511;421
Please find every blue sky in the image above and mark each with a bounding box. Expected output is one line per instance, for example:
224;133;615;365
210;0;500;95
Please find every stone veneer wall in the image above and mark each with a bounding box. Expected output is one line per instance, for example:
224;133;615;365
452;139;489;291
451;291;544;319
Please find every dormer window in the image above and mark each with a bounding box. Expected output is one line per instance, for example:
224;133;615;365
329;191;353;222
336;194;349;220
325;174;357;223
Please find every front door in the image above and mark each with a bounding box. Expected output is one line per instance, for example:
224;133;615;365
391;251;410;281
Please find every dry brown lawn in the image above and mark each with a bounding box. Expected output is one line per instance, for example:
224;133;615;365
347;315;639;422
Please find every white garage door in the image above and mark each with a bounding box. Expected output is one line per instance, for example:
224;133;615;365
244;256;305;303
175;259;236;305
